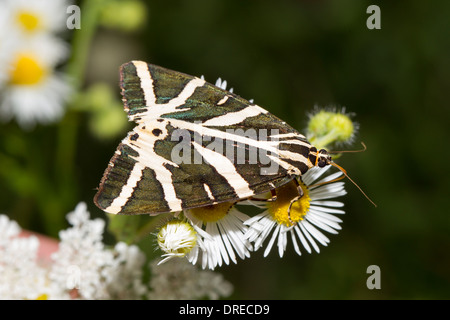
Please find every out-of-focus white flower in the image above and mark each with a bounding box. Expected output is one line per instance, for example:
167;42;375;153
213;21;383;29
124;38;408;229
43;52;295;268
148;259;233;300
0;34;71;129
49;202;115;299
0;202;233;300
105;242;149;299
0;214;21;246
0;0;73;129
49;202;149;300
0;214;69;300
0;11;15;86
2;0;71;36
0;202;150;300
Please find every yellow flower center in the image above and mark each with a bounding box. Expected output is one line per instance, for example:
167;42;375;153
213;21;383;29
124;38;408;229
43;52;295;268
188;202;234;223
267;179;310;227
17;11;41;32
9;55;47;85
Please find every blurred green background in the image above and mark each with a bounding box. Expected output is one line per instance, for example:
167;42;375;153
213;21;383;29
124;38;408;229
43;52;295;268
1;0;449;299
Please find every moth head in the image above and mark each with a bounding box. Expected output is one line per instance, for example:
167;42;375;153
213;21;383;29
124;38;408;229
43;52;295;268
317;149;332;168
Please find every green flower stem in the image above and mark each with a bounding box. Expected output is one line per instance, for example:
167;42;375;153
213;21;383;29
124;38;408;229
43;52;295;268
134;213;172;243
54;0;106;226
108;212;171;246
66;0;106;90
309;130;340;150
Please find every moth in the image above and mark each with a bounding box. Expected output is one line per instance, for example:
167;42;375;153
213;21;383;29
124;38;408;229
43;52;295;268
94;61;338;216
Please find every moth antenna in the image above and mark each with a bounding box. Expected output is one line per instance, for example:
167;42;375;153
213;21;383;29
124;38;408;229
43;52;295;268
330;161;377;208
328;142;367;154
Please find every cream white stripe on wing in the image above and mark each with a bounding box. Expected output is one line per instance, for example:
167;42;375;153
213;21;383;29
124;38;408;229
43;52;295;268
270;132;307;140
126;123;183;212
217;95;229;105
168;119;308;167
132;61;206;121
192;141;254;198
265;138;312;148
132;135;182;212
164;78;206;109
202;104;267;127
203;183;215;201
188;119;309;176
277;150;309;163
104;162;145;214
169;119;279;154
137;79;206;121
277;139;311;146
132;61;156;105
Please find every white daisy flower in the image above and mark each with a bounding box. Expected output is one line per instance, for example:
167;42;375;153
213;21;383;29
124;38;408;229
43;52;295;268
244;165;347;257
0;34;71;129
0;11;17;86
183;202;253;270
2;0;71;36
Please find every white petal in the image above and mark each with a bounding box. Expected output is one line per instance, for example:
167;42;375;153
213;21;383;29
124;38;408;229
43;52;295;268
290;229;302;256
209;223;228;266
309;204;345;215
217;222;236;264
301;220;330;246
311;171;343;187
277;226;288;257
310;207;344;222
310;200;345;208
294;224;312;254
298;223;321;253
303;166;332;185
222;217;251;259
263;224;280;257
306;213;340;234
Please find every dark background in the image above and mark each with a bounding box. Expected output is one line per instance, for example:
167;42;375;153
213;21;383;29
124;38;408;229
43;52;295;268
1;0;449;299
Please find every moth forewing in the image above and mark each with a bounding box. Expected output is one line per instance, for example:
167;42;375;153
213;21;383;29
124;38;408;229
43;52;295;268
94;61;320;215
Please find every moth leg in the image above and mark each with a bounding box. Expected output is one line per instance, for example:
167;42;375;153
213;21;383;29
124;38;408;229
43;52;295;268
287;178;304;225
268;188;278;202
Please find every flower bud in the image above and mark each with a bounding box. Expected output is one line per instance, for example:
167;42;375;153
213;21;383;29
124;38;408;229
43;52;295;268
306;108;357;150
157;220;197;264
100;0;147;32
